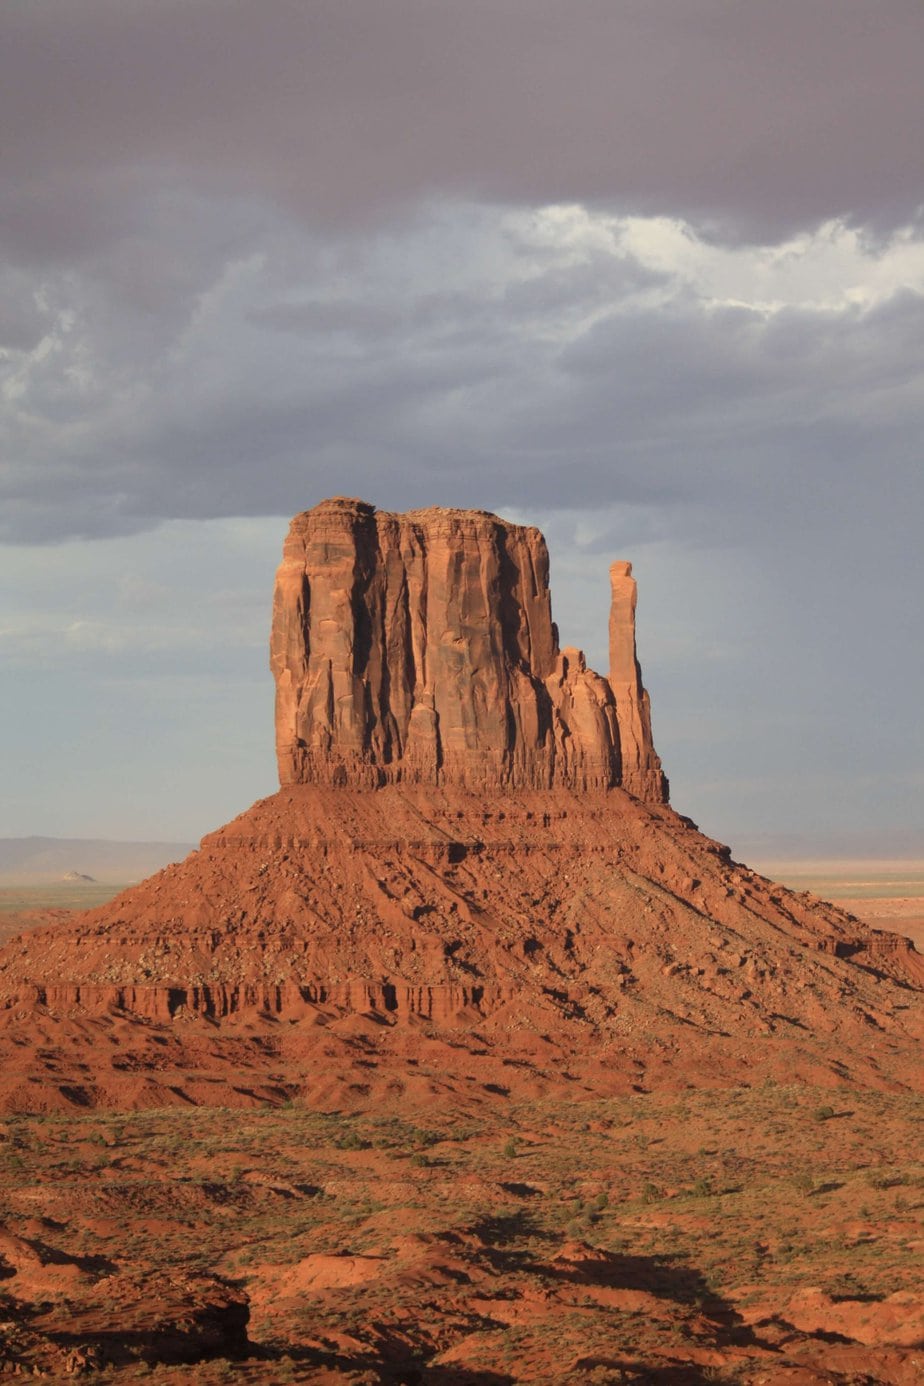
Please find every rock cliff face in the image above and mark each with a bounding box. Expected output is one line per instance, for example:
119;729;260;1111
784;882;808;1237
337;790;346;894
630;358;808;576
271;497;666;801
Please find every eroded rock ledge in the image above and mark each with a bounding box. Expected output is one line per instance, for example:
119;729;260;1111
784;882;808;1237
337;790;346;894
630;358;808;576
271;498;667;801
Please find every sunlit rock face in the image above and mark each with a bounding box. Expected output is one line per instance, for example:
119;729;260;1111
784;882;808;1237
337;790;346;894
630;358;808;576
608;560;668;804
271;497;666;802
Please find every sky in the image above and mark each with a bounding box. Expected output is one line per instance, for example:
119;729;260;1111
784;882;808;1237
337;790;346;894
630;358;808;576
1;0;922;860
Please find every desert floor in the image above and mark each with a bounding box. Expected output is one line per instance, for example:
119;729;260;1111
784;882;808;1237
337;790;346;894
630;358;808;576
1;867;921;1382
2;1081;922;1383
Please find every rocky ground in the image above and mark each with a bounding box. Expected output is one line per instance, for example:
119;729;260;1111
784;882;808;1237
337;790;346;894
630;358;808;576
0;788;921;1116
1;1084;922;1383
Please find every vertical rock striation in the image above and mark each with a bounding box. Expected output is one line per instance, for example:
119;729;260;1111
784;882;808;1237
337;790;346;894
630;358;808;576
271;497;666;800
608;561;669;804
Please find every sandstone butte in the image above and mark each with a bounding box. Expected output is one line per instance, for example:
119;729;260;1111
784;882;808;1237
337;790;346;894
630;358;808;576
271;498;666;800
0;496;921;1113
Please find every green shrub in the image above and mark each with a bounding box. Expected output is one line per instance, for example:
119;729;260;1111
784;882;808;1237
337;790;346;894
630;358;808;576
333;1130;368;1151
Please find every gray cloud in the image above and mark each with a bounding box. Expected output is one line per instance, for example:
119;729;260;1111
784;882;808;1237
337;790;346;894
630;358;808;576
4;2;920;545
2;0;922;266
4;196;920;546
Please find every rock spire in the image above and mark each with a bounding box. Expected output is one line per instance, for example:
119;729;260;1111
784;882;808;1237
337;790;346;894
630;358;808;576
270;497;667;801
609;561;668;803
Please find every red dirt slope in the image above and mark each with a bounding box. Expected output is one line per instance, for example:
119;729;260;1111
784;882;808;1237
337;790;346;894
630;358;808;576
0;785;919;1113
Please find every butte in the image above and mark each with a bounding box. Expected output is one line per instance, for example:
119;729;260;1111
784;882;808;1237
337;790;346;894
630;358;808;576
0;497;920;1112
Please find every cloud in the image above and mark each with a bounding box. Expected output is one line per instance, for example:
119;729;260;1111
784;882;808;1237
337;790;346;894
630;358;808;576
2;0;922;267
2;199;921;547
0;518;276;670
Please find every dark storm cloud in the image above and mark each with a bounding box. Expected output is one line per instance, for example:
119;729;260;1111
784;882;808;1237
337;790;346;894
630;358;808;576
0;265;54;352
1;0;922;582
2;0;922;262
3;1;921;544
3;190;921;548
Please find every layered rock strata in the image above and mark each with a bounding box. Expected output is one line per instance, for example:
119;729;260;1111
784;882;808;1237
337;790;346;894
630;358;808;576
271;497;666;801
0;782;920;1112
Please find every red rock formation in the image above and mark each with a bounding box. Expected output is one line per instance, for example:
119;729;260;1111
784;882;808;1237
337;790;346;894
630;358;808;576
608;561;668;803
0;778;920;1112
271;497;642;796
0;497;920;1114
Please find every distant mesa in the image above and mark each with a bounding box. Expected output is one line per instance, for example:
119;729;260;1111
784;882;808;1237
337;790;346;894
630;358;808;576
0;838;193;886
0;497;919;1113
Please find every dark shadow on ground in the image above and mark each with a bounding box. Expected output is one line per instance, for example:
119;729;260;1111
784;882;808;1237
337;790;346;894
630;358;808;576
464;1218;759;1350
261;1341;514;1384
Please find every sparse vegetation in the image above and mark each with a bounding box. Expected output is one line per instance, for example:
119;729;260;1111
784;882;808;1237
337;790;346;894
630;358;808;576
0;1085;920;1379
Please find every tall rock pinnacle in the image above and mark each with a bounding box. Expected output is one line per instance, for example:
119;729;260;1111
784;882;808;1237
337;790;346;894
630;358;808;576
270;497;666;801
609;561;668;804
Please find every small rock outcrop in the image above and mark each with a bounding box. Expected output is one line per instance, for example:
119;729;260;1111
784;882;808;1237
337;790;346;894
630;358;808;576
0;1241;251;1375
271;497;666;801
